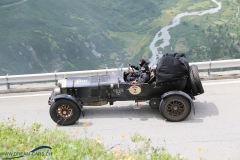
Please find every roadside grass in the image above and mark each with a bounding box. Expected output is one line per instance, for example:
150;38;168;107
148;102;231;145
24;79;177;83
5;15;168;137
0;118;190;160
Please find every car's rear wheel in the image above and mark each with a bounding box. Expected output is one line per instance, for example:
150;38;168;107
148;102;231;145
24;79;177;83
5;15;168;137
160;95;191;122
149;98;160;109
50;99;81;126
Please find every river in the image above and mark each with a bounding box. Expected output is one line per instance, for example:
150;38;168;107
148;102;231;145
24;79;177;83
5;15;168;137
0;0;27;8
149;0;222;66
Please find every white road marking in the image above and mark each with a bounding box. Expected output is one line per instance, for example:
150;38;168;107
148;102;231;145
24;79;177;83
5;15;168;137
202;81;240;85
0;94;50;99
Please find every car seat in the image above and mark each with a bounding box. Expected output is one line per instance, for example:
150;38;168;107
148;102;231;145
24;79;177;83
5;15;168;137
147;66;156;84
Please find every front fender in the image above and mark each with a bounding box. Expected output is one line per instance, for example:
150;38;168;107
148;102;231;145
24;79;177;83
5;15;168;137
53;94;85;117
159;91;195;115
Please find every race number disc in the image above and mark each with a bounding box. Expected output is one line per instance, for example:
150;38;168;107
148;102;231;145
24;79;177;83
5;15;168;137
128;86;141;95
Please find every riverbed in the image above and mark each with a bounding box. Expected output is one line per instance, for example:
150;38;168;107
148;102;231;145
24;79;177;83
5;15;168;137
149;0;222;66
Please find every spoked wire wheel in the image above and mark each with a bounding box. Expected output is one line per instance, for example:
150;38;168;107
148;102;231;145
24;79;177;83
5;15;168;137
50;100;81;126
161;95;191;122
57;105;73;120
167;100;185;116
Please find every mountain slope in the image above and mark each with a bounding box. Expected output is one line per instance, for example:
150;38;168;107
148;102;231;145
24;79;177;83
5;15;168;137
163;0;240;63
0;0;238;75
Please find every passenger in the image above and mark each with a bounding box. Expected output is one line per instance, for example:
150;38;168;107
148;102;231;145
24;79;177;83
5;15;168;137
132;66;150;84
127;59;149;82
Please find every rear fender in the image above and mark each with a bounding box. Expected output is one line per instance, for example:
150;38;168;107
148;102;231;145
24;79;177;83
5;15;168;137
53;94;85;117
159;91;195;115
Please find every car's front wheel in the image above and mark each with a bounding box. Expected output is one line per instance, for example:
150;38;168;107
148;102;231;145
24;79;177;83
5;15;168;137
50;99;81;126
160;95;191;122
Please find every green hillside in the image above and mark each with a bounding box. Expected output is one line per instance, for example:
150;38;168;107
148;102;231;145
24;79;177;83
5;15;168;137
164;0;240;63
0;0;239;75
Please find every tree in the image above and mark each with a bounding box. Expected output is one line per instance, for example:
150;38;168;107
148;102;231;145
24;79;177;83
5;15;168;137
207;25;211;32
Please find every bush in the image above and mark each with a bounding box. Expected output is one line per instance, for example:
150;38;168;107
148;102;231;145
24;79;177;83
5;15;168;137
0;117;190;160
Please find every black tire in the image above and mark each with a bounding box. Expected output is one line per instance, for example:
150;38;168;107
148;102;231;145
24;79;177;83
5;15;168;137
149;99;160;109
189;66;198;96
191;65;204;94
50;99;81;126
161;95;191;122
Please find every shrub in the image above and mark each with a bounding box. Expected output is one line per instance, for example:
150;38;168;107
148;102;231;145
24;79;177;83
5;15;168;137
0;118;189;160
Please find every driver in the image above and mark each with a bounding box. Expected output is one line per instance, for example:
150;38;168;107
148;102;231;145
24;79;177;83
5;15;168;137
132;66;150;84
127;59;149;82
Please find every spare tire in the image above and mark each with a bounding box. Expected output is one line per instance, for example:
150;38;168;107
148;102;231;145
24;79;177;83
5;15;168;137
191;65;204;94
189;67;198;96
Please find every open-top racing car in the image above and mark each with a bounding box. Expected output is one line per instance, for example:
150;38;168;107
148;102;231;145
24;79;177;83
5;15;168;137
48;53;204;125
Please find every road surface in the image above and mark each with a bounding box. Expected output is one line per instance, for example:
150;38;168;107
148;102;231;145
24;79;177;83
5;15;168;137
1;78;240;160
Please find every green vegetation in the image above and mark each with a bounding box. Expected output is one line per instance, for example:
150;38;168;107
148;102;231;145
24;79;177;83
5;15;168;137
0;0;239;76
187;1;216;10
164;0;240;64
0;118;189;159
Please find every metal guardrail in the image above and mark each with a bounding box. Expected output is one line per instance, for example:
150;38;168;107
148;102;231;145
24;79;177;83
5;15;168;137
190;59;240;70
0;68;123;84
0;59;240;88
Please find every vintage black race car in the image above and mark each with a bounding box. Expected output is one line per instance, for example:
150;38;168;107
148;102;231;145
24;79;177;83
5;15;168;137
48;53;204;126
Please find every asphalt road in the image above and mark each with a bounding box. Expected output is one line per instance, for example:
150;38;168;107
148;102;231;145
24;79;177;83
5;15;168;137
1;78;240;160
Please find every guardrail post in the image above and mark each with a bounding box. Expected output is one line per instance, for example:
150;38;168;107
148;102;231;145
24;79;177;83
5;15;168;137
106;67;108;74
6;74;10;89
55;71;57;86
208;60;212;75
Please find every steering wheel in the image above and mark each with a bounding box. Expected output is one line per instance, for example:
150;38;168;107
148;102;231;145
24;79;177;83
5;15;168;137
128;67;136;74
128;66;131;72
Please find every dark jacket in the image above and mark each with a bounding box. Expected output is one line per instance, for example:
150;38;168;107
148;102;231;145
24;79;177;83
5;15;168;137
136;71;150;84
132;69;143;78
131;61;150;72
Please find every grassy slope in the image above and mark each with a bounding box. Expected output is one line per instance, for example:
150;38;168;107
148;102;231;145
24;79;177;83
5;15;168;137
163;0;240;64
107;0;219;66
0;119;189;160
0;0;237;75
0;0;168;75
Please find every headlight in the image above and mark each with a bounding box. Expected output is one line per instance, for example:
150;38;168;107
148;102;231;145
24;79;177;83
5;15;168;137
54;87;61;96
110;84;113;89
57;78;67;88
58;80;62;88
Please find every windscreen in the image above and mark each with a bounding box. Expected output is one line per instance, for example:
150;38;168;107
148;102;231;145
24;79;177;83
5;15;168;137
117;63;124;82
